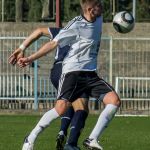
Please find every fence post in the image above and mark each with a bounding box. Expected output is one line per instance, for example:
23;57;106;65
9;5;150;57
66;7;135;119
115;77;119;94
109;36;113;85
2;0;4;22
34;41;38;110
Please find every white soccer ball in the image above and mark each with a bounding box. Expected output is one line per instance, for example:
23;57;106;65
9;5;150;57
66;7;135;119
113;11;135;33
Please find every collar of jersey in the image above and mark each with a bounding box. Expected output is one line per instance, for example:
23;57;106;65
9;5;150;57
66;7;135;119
81;14;96;23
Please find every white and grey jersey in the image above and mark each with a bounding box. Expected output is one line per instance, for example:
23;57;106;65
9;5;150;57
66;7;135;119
48;27;69;64
54;15;103;74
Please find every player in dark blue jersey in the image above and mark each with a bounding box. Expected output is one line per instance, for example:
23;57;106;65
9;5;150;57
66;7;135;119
9;27;89;150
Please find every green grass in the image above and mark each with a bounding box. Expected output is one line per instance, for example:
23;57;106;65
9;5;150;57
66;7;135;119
0;114;150;150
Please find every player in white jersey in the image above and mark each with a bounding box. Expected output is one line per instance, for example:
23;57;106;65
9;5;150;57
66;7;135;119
8;27;89;150
11;0;121;150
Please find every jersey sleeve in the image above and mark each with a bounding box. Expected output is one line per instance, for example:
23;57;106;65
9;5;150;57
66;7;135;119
53;28;77;48
48;27;61;39
53;16;79;48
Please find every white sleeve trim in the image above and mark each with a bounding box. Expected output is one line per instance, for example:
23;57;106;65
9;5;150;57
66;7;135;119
53;38;58;42
48;28;53;40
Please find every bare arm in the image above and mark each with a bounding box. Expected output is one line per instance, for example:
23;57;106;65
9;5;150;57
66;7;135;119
18;40;58;68
8;27;51;65
21;28;51;48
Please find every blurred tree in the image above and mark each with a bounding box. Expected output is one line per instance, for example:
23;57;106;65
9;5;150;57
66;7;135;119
15;0;23;22
27;0;42;22
117;0;132;12
41;0;50;20
103;0;112;22
0;0;150;22
22;0;29;22
136;0;150;21
63;0;80;21
41;0;55;21
4;0;15;21
0;1;2;21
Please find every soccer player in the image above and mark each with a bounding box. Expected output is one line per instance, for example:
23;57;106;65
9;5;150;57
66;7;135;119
10;0;121;150
8;27;89;150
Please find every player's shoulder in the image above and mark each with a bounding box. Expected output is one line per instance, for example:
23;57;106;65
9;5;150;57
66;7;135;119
72;15;83;21
63;15;83;30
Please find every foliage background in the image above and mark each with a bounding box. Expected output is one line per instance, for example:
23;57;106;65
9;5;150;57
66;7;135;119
0;0;150;22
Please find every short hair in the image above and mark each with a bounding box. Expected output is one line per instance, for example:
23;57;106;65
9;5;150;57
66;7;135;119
80;0;101;10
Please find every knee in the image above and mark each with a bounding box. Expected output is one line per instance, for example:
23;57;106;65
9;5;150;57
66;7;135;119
111;95;121;107
103;91;121;107
115;97;121;107
55;100;68;115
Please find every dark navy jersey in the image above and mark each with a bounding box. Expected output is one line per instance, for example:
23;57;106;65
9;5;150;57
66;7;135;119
48;27;69;64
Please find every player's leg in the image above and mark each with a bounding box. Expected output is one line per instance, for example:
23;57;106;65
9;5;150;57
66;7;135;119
22;71;87;150
88;91;120;139
22;99;69;150
83;92;120;150
64;97;89;150
51;63;73;135
50;63;77;149
83;74;121;150
22;71;77;150
51;63;75;137
56;71;89;150
56;105;74;150
58;104;74;136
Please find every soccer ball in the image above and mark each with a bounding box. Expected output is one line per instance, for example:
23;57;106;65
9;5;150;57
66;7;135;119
113;11;135;33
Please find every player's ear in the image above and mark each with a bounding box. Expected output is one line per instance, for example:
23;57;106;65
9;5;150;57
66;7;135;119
89;7;95;16
87;7;92;12
87;7;94;15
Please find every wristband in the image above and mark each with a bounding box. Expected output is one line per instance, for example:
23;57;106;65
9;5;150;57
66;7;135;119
19;44;26;51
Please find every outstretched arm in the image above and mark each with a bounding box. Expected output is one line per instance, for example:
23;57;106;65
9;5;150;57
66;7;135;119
20;28;51;48
18;40;58;68
8;28;51;65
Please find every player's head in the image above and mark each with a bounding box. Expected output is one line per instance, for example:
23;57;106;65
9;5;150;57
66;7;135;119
80;0;102;18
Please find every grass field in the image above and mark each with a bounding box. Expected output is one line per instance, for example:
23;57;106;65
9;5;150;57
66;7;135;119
0;114;150;150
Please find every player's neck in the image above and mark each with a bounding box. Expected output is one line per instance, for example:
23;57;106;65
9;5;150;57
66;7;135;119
83;13;96;22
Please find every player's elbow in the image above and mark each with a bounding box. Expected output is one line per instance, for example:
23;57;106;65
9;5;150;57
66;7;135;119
35;28;43;36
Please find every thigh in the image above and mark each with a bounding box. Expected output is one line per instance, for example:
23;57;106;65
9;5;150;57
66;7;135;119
88;73;115;101
57;72;86;102
72;98;89;113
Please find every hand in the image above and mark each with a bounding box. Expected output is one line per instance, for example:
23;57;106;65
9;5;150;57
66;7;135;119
17;57;31;68
8;48;24;65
